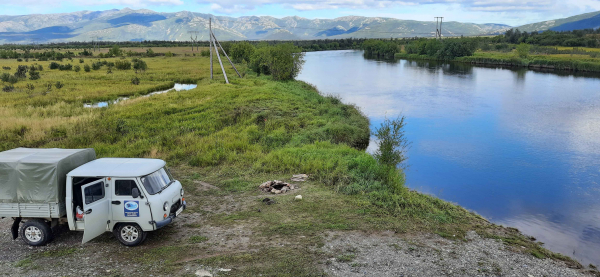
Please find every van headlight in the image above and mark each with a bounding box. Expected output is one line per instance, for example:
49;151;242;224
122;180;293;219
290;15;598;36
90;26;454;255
180;188;184;196
163;202;169;211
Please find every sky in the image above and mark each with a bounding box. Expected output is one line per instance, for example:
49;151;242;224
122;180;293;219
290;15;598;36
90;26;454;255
1;0;600;26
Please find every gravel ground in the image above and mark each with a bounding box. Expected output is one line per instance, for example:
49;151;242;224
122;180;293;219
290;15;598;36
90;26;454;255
323;231;593;277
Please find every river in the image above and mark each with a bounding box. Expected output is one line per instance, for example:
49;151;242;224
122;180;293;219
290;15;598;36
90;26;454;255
297;50;600;266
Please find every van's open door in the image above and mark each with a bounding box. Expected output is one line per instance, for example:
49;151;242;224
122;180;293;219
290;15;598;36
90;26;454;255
81;179;109;244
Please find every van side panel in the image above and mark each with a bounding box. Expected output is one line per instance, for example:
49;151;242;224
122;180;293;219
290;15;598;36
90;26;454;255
0;202;65;218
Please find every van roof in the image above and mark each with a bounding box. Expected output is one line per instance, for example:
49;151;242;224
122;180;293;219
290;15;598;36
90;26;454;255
67;158;166;178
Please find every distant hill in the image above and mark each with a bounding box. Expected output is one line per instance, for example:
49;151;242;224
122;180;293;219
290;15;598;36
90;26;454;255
517;11;600;32
551;14;600;31
0;8;510;44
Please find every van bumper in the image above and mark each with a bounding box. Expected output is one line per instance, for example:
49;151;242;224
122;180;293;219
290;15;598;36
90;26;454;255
155;200;186;229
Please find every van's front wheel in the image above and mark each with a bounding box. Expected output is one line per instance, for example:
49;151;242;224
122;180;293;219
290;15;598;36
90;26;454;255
20;219;53;246
113;223;146;246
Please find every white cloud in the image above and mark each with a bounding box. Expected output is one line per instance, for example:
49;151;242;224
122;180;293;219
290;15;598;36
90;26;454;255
2;0;184;7
197;0;599;18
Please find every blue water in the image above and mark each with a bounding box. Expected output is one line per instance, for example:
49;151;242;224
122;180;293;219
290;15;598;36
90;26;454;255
297;50;600;266
83;83;198;108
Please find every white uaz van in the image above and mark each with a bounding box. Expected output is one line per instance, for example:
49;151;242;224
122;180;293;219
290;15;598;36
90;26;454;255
0;148;186;247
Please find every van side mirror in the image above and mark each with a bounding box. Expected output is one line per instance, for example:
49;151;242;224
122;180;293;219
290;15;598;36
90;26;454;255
132;188;140;199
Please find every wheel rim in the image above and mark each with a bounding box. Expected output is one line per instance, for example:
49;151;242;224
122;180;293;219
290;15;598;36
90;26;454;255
24;226;42;243
120;226;139;242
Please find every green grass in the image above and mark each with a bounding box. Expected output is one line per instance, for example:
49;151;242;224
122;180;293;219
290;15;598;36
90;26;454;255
336;253;356;262
395;50;600;72
14;258;33;268
189;235;209;243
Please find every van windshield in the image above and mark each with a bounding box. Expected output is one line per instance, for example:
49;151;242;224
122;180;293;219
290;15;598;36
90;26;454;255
140;168;172;195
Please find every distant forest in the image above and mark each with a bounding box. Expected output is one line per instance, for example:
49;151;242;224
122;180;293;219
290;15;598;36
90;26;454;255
1;28;599;60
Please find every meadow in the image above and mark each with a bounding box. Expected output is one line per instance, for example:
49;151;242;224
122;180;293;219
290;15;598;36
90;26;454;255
0;47;580;274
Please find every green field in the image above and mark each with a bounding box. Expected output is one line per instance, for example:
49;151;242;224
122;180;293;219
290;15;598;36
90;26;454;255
0;47;581;274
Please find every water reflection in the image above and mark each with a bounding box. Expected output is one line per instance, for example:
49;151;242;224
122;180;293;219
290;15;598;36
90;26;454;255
297;50;600;266
83;83;198;108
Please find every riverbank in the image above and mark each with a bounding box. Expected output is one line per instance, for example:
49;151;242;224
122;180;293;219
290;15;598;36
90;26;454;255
395;51;600;72
1;53;597;275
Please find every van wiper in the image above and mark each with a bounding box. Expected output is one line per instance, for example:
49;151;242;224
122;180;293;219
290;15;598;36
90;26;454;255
157;181;175;194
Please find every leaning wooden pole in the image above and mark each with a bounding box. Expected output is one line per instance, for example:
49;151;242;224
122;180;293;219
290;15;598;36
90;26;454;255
211;31;229;84
211;31;241;78
209;18;213;79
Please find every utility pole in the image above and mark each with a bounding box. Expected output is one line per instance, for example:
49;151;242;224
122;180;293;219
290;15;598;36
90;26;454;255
92;36;100;52
189;31;199;51
435;17;443;40
207;18;240;83
209;18;213;79
211;30;241;78
211;31;229;84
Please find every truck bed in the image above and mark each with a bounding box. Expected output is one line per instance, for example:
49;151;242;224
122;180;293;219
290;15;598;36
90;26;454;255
0;202;66;218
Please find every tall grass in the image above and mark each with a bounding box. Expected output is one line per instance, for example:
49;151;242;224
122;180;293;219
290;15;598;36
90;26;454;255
1;49;485;234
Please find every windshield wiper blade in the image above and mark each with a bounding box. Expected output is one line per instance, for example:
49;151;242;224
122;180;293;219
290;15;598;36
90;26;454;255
157;181;175;194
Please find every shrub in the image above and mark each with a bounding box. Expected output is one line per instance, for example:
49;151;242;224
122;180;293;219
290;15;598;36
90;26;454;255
115;60;131;70
269;44;305;81
230;42;256;63
17;58;22;62
26;83;34;91
108;45;122;57
200;50;210;57
84;64;91;72
7;75;18;84
373;116;410;169
29;71;40;80
132;59;147;73
59;64;73;71
165;51;174;57
79;58;84;63
249;47;271;76
49;62;60;69
2;85;14;92
0;73;9;82
131;76;140;85
14;65;28;78
74;65;81;72
2;66;11;70
55;81;64;89
516;43;531;59
92;62;102;70
146;48;155;57
37;65;43;71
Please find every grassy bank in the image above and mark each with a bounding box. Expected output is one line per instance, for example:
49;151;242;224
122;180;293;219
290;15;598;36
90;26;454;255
1;50;586;274
395;50;600;72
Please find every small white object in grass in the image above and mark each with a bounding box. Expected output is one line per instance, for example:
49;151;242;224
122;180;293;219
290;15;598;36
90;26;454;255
295;195;302;200
218;268;232;272
195;269;212;277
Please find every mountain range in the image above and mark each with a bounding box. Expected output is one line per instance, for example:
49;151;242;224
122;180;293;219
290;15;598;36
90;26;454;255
0;8;511;43
0;8;598;44
518;11;600;32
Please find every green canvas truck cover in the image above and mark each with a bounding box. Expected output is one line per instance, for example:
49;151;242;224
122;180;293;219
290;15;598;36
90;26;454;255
0;148;96;204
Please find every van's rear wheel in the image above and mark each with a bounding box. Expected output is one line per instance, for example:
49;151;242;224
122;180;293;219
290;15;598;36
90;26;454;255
113;223;146;246
20;220;53;246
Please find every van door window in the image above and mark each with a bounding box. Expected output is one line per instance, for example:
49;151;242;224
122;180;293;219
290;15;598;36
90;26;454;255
115;180;139;196
84;182;105;204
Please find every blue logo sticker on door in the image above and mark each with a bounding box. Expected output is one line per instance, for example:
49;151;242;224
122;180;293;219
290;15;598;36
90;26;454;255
124;201;139;217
